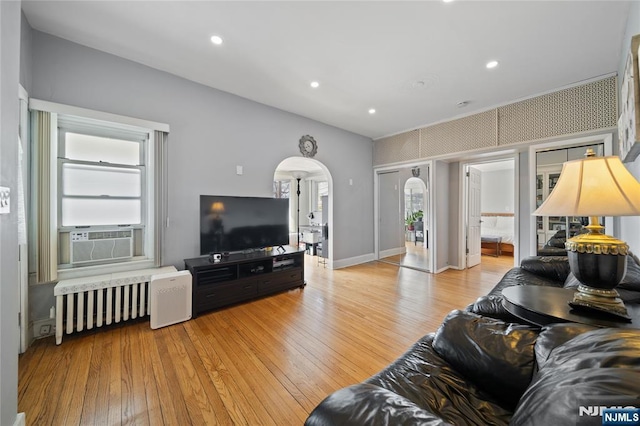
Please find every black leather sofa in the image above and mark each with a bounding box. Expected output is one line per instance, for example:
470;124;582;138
305;255;640;426
536;228;589;256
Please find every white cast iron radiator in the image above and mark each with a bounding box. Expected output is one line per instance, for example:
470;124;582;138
54;266;177;345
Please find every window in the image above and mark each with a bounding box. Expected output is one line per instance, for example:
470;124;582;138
317;181;328;211
57;117;152;269
273;180;291;199
29;100;169;282
59;132;144;227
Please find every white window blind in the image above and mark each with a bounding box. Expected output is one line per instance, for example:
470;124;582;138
58;126;146;229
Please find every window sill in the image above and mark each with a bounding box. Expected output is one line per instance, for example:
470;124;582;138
57;258;156;281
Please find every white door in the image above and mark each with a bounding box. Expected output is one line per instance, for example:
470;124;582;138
467;167;482;268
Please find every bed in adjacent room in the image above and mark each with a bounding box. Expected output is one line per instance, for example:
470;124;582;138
480;213;515;256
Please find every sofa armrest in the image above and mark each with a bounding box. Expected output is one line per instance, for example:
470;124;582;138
466;295;521;323
520;256;571;283
304;384;448;426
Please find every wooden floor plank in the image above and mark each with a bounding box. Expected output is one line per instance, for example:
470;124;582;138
107;328;123;426
137;326;166;425
153;327;196;425
188;318;270;426
18;256;512;425
51;333;94;426
121;324;151;426
168;325;231;425
79;334;103;425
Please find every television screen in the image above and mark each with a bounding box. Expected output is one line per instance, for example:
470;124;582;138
200;195;290;255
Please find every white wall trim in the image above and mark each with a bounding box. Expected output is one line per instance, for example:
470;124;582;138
29;98;170;132
434;265;452;274
18;84;28;101
379;247;406;259
13;413;25;426
332;253;375;269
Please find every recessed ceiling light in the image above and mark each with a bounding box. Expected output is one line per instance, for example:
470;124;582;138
310;81;320;88
456;101;469;108
486;60;499;69
443;0;454;3
210;35;223;45
368;109;376;115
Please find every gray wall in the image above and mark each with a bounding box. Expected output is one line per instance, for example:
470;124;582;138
25;30;374;317
619;1;640;254
1;1;21;424
481;169;514;213
518;151;531;262
433;160;451;271
20;11;31;92
447;162;460;269
29;30;374;266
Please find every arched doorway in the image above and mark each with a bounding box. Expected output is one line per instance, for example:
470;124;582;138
274;157;334;268
399;176;429;270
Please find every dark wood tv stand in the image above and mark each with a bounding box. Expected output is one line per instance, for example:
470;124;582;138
184;247;305;317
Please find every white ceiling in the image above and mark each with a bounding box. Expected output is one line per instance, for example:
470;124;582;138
21;1;630;140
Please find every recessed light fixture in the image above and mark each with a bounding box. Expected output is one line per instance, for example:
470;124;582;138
443;0;454;3
456;101;469;108
210;35;223;45
368;108;376;115
486;60;499;69
310;81;320;88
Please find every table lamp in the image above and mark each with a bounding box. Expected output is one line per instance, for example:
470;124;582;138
533;148;640;320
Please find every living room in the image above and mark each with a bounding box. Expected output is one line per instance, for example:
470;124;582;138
2;1;640;425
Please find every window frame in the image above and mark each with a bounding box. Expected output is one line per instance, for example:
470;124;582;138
29;99;169;281
51;113;159;276
273;180;291;199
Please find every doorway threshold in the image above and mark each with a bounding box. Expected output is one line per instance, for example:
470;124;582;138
377;259;431;274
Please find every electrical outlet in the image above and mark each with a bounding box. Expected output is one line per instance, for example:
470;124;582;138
40;324;51;335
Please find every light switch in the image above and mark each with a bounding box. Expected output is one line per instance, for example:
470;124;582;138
236;166;243;175
0;187;9;214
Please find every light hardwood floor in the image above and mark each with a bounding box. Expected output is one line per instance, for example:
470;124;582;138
19;256;513;425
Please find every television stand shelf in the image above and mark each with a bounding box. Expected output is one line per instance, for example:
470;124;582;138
184;247;305;317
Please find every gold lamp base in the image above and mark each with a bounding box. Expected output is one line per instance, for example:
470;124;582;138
568;285;631;321
565;218;631;321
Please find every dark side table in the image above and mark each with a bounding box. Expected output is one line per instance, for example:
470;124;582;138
502;286;640;329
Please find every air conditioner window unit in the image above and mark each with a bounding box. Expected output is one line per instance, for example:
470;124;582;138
70;229;134;265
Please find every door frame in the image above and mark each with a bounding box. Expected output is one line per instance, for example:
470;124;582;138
374;160;433;271
459;154;519;269
18;84;29;353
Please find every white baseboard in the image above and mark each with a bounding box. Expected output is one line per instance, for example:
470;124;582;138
332;253;375;269
434;265;452;274
379;247;406;258
14;412;25;426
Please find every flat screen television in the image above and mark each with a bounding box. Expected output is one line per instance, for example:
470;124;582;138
200;195;290;255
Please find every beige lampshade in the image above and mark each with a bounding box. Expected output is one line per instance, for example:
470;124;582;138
534;155;640;217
